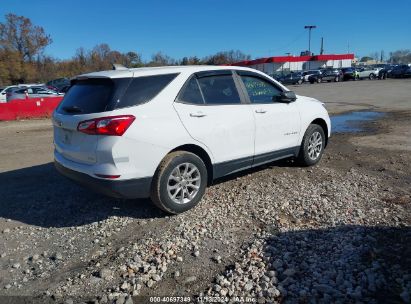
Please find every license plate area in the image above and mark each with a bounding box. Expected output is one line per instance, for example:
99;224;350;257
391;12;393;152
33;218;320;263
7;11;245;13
60;129;73;145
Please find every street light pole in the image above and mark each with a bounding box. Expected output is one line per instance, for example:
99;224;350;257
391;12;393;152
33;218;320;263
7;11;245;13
304;25;316;69
304;25;316;55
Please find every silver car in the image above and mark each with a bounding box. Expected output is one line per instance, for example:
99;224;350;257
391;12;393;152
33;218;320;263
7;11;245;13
356;67;379;80
6;86;62;102
0;85;26;103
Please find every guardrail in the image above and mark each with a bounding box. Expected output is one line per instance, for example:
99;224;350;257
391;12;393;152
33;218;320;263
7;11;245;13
0;96;63;121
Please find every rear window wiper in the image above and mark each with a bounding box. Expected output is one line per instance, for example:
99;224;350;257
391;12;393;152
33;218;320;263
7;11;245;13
62;105;82;113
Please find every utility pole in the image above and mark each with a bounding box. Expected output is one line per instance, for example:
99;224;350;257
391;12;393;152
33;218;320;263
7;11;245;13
320;37;324;55
304;25;316;70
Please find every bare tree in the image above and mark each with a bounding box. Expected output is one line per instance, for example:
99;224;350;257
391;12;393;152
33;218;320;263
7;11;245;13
203;50;251;65
149;52;175;66
389;49;411;64
0;13;52;62
125;51;142;67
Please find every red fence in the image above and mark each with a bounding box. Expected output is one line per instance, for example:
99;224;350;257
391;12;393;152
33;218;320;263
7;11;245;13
0;96;63;121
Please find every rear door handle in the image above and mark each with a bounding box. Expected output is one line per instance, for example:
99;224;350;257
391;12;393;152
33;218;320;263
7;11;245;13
190;112;207;118
255;109;267;114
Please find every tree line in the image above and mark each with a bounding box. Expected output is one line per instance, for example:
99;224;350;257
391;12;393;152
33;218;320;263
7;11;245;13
1;13;410;86
360;49;411;64
0;14;250;86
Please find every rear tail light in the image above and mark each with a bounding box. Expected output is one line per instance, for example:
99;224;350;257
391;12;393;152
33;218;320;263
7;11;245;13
77;115;135;136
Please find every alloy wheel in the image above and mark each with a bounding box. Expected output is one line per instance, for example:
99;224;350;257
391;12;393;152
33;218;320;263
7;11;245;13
307;131;323;160
167;162;201;204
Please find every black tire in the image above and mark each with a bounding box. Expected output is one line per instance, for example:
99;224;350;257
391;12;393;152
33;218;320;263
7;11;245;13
369;73;375;80
309;79;315;84
150;151;207;214
297;124;326;166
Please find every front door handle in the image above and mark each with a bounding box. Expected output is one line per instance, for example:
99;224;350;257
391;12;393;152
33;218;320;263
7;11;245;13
190;112;207;118
255;109;267;114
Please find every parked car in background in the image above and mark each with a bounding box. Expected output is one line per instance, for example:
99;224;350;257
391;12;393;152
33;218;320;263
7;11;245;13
341;67;358;81
46;78;70;90
47;85;60;91
6;86;62;102
277;72;304;85
390;65;411;78
270;72;286;82
59;85;71;94
375;64;391;79
20;83;45;87
386;65;400;78
356;66;379;80
0;85;21;103
308;69;342;83
53;66;330;214
1;83;47;102
302;70;322;82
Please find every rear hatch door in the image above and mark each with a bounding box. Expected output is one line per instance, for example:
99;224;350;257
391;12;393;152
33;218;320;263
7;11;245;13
53;112;100;164
53;77;130;165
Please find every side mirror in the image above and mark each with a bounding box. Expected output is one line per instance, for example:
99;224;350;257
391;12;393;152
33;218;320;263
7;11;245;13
275;91;297;103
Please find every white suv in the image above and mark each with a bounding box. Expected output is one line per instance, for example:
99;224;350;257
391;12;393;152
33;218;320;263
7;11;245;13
53;66;331;214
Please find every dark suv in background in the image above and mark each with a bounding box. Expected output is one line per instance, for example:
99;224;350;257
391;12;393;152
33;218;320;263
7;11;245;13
277;72;304;85
308;69;342;83
46;78;70;91
390;65;411;78
341;68;358;81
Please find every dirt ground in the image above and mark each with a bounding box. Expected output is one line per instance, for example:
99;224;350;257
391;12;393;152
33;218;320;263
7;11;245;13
0;79;410;303
292;78;411;114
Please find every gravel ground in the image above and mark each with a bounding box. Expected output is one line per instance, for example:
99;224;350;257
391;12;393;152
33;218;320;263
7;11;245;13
0;81;410;303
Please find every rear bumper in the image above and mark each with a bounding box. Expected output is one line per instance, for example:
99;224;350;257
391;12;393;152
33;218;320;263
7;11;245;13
55;161;152;199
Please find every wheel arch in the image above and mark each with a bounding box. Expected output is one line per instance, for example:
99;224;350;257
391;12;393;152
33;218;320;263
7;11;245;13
169;144;214;185
310;118;329;147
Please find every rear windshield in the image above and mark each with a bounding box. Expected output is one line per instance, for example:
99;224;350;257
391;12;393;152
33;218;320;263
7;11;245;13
57;73;178;115
57;78;120;114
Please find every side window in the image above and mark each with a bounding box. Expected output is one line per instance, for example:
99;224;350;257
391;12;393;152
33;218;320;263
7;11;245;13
240;76;282;104
197;75;241;104
116;73;178;108
178;77;204;104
